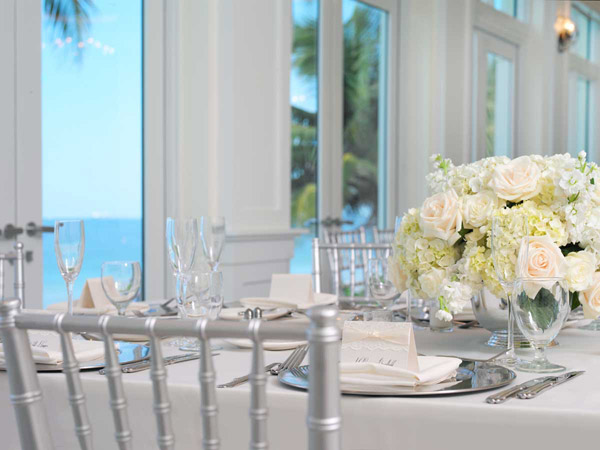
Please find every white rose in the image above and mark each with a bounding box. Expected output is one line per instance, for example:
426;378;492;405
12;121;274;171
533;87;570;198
565;251;596;292
387;255;407;293
419;190;462;244
582;272;600;319
489;156;541;202
462;190;496;228
517;236;566;298
418;268;446;299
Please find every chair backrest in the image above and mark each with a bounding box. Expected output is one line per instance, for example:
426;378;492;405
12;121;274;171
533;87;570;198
0;299;341;450
312;239;392;308
0;242;25;306
372;227;395;244
322;226;366;245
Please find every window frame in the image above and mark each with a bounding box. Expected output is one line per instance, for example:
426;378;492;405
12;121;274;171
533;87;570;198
317;0;399;231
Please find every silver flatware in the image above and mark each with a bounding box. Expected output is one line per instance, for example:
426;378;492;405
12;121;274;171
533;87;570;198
270;344;309;375
217;362;280;388
486;376;554;404
517;371;585;399
98;352;213;375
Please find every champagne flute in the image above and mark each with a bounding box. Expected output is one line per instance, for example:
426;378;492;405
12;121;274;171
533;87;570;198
367;257;397;307
200;216;226;271
101;261;142;316
491;212;528;366
166;217;198;315
54;220;85;315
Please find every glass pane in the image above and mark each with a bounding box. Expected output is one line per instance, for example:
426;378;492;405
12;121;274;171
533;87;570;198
592;15;600;64
571;7;590;60
341;0;388;231
290;0;319;274
42;1;143;306
573;76;590;156
480;0;518;18
485;52;513;158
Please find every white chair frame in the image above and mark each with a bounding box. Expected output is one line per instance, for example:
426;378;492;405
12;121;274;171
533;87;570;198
0;299;341;450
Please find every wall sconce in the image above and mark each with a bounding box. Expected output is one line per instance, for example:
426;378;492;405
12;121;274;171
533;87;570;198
554;16;577;53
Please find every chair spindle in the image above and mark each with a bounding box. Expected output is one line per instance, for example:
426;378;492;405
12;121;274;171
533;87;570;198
197;319;220;450
248;319;268;449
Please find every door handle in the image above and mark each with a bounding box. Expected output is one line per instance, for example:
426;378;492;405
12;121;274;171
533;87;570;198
25;222;54;237
3;224;24;239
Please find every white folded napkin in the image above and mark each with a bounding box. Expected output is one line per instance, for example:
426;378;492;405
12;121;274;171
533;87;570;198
47;278;149;315
0;331;105;365
340;355;461;387
239;274;337;310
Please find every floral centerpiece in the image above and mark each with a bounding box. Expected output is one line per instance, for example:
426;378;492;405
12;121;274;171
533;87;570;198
390;152;600;322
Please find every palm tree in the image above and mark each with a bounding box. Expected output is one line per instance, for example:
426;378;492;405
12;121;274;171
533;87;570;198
44;0;94;45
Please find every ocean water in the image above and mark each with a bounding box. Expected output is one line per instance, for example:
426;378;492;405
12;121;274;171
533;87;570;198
43;218;142;308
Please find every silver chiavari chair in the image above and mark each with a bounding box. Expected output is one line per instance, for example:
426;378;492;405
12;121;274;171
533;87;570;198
0;298;341;450
312;239;392;308
372;227;395;245
0;241;25;306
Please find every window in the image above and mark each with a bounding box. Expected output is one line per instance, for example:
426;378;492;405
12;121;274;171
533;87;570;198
290;0;319;274
480;0;517;18
341;0;389;230
473;32;517;159
42;0;143;306
568;3;600;160
290;0;394;273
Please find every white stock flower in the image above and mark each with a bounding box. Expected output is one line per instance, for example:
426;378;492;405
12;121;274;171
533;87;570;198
462;190;496;229
489;156;541;202
435;309;453;322
419;190;462;244
564;251;596;292
418;268;446;299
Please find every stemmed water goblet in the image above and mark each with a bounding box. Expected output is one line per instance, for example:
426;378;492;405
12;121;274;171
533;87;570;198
491;212;528;366
178;271;224;352
367;257;398;308
200;216;226;271
54;220;85;315
101;261;142;316
513;277;571;373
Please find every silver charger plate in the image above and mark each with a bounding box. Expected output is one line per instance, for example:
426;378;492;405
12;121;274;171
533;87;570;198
0;341;150;373
278;359;516;396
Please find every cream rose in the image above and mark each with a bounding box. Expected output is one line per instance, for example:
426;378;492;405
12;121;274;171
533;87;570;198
418;267;446;299
518;236;566;298
489;156;541;202
462;190;496;229
419;190;462;244
582;272;600;319
387;255;407;293
565;251;596;292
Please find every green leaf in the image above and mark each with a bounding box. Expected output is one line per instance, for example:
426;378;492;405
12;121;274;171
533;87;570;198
506;201;523;208
560;243;584;257
570;291;580;310
517;287;560;331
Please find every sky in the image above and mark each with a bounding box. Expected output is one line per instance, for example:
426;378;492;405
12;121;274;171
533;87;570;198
41;0;142;219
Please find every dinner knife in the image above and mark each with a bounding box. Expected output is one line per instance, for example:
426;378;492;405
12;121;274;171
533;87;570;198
485;376;555;404
517;371;585;399
98;353;205;375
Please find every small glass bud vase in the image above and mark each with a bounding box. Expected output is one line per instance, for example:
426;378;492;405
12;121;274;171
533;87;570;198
429;300;454;333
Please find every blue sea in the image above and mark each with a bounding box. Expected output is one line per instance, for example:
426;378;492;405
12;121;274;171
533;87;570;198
43;218;142;308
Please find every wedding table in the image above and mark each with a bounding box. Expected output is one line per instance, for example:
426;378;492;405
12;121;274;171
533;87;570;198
1;326;599;449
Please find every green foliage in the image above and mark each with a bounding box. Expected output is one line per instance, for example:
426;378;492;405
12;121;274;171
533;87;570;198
560;242;585;257
517;288;560;331
44;0;94;44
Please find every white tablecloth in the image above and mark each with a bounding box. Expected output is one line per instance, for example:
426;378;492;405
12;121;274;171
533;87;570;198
1;326;599;449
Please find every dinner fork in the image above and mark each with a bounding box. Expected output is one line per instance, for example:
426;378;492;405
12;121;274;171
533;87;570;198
269;344;309;375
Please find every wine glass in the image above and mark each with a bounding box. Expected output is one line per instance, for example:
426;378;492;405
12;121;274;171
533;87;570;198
200;216;226;271
54;220;85;315
367;257;397;307
166;217;198;313
513;277;571;373
178;271;224;352
491;212;528;366
101;262;142;316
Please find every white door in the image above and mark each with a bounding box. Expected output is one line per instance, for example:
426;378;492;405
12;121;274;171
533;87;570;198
473;30;518;160
0;0;43;307
0;0;165;309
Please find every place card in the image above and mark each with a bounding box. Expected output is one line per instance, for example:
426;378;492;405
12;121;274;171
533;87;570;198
341;321;419;372
269;274;314;304
78;277;115;310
